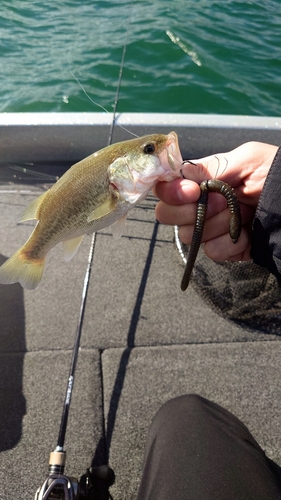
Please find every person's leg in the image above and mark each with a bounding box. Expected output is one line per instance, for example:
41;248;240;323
136;394;281;500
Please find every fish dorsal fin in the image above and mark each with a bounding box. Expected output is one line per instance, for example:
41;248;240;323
18;191;48;222
87;198;117;223
110;214;127;240
62;235;84;262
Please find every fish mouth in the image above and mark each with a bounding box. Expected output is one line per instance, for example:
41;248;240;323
159;131;183;178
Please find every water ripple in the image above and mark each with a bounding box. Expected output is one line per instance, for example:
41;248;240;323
0;0;281;115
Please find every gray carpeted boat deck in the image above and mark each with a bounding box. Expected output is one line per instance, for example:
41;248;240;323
1;182;281;500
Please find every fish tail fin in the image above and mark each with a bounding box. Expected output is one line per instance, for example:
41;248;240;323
0;249;45;290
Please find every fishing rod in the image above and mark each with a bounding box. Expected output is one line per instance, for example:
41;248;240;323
35;234;115;500
34;16;132;500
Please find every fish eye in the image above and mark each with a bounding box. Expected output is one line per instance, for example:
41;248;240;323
143;143;156;154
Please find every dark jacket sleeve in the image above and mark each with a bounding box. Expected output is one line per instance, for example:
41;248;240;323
251;146;281;283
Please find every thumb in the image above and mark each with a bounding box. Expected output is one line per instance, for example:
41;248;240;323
181;155;229;184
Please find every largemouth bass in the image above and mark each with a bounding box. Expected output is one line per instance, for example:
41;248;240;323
0;131;183;290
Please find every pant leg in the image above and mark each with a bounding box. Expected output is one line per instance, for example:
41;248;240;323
136;394;281;500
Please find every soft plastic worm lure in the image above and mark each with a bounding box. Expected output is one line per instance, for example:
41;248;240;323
181;179;242;291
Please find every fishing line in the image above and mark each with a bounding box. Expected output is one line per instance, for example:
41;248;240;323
70;69;138;139
35;4;134;499
69;31;138;141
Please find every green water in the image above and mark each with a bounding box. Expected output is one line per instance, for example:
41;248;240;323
1;0;281;115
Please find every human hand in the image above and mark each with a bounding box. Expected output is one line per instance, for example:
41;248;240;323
154;141;278;262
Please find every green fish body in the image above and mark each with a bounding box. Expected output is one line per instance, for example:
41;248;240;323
0;131;182;289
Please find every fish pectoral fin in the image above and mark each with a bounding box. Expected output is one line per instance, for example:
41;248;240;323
62;235;84;262
110;214;128;240
87;198;117;223
19;191;48;222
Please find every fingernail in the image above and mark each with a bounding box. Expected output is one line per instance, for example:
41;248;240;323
177;180;192;202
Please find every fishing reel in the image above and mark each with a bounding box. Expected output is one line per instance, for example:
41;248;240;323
35;450;115;500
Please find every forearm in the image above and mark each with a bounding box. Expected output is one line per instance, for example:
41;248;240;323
251;147;281;283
